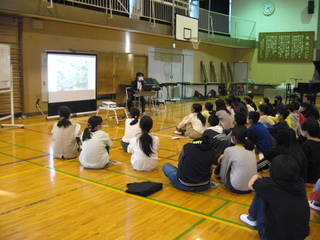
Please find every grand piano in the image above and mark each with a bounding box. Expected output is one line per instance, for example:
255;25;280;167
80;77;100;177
294;61;320;104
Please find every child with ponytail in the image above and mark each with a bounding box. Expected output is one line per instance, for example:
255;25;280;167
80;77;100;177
52;105;81;159
127;115;159;171
219;125;257;194
121;107;141;152
174;103;207;139
79;116;113;169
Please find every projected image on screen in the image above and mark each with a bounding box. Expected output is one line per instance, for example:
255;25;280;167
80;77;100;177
47;52;96;103
56;58;89;91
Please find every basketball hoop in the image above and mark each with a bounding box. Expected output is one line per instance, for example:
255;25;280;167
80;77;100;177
186;37;201;50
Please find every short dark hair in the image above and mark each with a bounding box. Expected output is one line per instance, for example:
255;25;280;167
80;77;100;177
247;93;254;99
291;101;300;110
263;97;270;105
301;102;310;109
235;97;241;103
243;97;252;104
225;97;233;105
301;117;320;137
136;72;144;77
234;112;247;125
204;102;213;111
276;106;289;120
249;111;260;124
208;114;219;126
258;104;269;115
228;94;236;101
285;103;295;112
275;95;282;102
305;94;314;103
274;95;282;102
270;155;300;181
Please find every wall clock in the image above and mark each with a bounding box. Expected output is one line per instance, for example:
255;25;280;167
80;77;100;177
262;2;275;16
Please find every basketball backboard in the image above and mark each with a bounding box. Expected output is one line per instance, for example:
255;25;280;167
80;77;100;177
175;14;198;41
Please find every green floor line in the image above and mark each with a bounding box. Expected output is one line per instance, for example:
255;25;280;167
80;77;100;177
173;218;207;240
173;201;232;240
1;140;319;229
0;140;49;154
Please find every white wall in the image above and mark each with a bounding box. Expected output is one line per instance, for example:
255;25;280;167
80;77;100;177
148;47;195;99
231;0;319;40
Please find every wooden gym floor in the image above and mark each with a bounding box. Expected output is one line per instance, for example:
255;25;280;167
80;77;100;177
0;100;319;239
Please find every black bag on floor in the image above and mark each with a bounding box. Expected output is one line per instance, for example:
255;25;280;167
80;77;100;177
125;181;163;197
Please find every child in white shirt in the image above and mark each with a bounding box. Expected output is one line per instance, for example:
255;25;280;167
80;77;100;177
121;107;141;152
128;115;159;171
174;103;207;139
79;116;113;169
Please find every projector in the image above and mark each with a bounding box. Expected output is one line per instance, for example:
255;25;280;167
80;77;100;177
102;101;117;108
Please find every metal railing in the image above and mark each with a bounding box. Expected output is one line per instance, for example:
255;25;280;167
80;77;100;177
48;0;256;40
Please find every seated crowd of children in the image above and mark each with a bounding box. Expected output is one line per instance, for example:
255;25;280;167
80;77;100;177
51;93;320;239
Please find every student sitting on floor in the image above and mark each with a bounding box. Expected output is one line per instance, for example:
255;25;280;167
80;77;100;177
246;93;257;111
257;128;308;182
79;116;113;169
285;103;301;138
202;114;231;165
240;155;310;240
243;97;255;113
304;94;320;120
292;101;306;125
257;104;275;126
201;101;215;120
174;103;207;139
300;117;320;183
52;105;81;159
267;106;290;137
215;98;234;130
224;97;235;118
272;95;284;108
309;178;320;212
121;107;141;152
128;115;159;171
248;111;274;154
162;134;218;192
217;125;257;194
260;97;276;116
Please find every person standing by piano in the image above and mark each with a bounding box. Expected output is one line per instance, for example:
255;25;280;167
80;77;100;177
304;94;319;120
127;72;147;115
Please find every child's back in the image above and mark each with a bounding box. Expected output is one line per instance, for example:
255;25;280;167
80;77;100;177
128;115;159;171
79;116;113;169
80;130;113;168
52;105;81;159
52;121;81;159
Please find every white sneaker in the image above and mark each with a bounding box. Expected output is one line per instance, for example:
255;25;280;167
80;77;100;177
309;201;320;211
210;180;219;189
240;214;257;227
142;112;147;116
173;130;183;135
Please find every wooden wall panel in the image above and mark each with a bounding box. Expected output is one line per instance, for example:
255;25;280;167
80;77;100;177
97;53;114;96
134;55;148;78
